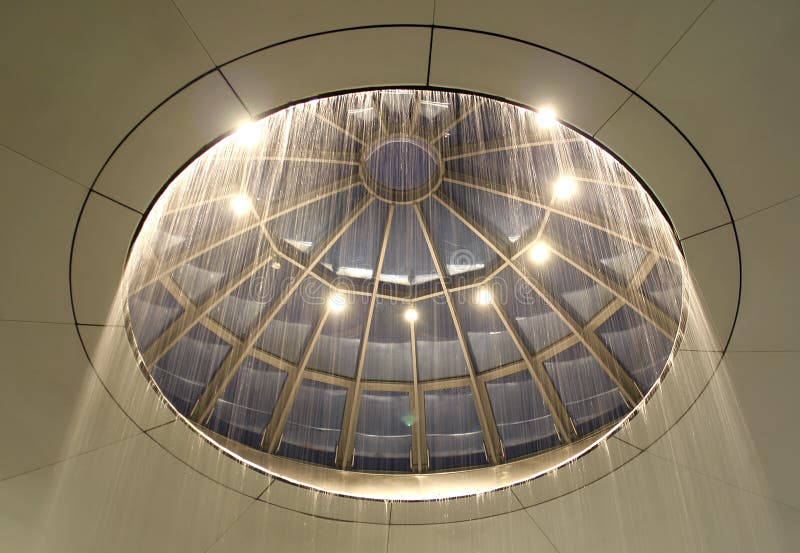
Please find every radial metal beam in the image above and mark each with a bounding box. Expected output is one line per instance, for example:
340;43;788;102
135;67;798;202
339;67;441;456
129;173;362;295
547;241;678;339
141;249;273;366
491;301;578;443
260;173;363;221
413;204;504;465
261;308;331;452
444;172;667;259
409;319;426;471
440;137;583;162
313;111;367;147
428;98;485;144
336;206;395;468
433;191;643;407
187;196;374;424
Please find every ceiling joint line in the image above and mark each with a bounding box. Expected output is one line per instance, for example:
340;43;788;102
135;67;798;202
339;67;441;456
261;308;331;453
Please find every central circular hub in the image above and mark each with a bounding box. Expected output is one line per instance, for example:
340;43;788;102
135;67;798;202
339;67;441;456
366;137;437;190
362;136;442;203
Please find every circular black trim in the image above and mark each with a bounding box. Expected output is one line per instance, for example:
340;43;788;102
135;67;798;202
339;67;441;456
66;23;741;507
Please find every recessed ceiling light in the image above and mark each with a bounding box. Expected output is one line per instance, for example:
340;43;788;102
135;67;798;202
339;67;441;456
328;293;347;313
554;176;577;200
233;121;261;147
404;307;418;323
475;288;493;305
529;241;550;263
535;107;558;128
229;194;252;216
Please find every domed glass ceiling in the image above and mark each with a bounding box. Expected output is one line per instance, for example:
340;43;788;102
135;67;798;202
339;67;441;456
124;89;684;495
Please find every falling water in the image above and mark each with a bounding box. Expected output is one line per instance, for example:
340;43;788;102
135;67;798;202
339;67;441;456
22;89;791;550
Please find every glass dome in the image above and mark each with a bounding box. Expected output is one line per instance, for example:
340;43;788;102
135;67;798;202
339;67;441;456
124;89;684;498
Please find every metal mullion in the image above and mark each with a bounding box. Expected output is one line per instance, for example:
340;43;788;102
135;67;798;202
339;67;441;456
420;376;473;392
444;172;666;259
440;137;583;162
161;193;238;217
313;111;368;147
410;320;425;472
187;196;373;424
433;191;643;407
129;220;261;296
548;242;678;338
141;249;273;366
412;204;503;465
261;174;363;222
491;301;578;443
261;309;331;452
336;205;395;468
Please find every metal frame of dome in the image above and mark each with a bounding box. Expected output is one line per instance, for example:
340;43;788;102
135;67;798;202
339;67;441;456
122;88;686;500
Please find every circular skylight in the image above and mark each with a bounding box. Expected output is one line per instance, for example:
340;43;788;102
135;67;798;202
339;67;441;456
124;89;685;499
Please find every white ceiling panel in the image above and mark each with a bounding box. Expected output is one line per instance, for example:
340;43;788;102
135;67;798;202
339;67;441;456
615;349;721;450
530;451;791;552
650;351;800;510
596;95;730;239
94;72;249;212
0;0;212;185
206;499;388;553
175;0;434;64
0;433;253;553
512;437;639;508
390;486;520;524
728;196;800;351
148;421;271;499
0;147;87;323
71;193;141;326
428;28;630;134
638;0;800;218
262;479;391;524
388;509;556;553
222;28;430;117
435;0;708;88
78;324;175;431
680;223;739;351
726;351;800;510
0;321;137;481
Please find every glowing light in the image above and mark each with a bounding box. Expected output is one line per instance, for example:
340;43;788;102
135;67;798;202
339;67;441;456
230;194;252;216
233;121;261;147
535;107;558;129
270;260;282;270
475;288;493;305
554;176;577;200
529;242;550;264
328;293;347;313
404;307;418;323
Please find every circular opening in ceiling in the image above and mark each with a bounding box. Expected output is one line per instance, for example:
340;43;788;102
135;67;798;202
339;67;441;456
123;89;686;500
362;135;441;201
